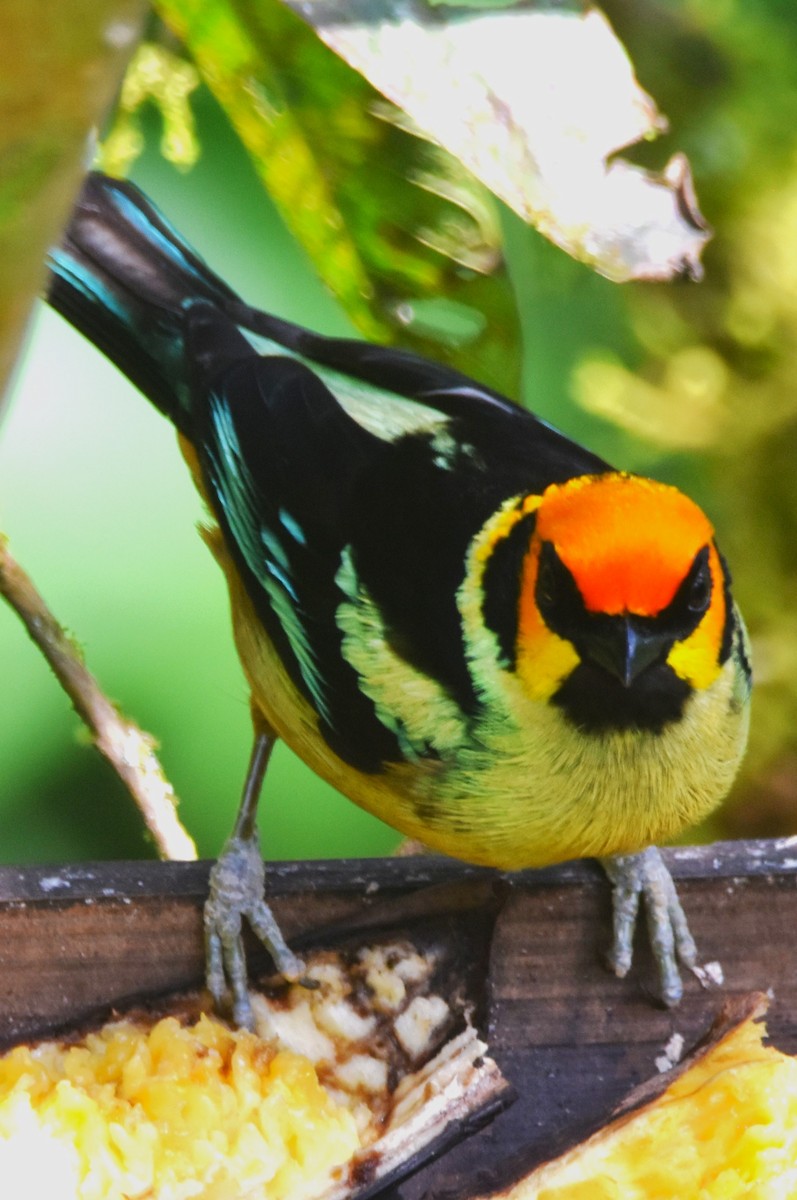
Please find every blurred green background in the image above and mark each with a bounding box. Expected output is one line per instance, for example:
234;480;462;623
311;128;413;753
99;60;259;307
0;92;405;863
1;1;796;866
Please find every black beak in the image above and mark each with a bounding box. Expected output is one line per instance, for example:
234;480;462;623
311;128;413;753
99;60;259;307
584;617;673;687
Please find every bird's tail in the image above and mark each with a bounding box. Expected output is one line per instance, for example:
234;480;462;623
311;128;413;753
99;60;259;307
47;172;253;434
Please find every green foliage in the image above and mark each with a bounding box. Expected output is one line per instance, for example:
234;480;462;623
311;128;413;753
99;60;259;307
0;0;145;404
1;0;797;865
146;0;522;394
591;0;797;837
99;41;201;175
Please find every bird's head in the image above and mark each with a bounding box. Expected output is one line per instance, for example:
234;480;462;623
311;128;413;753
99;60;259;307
514;473;732;732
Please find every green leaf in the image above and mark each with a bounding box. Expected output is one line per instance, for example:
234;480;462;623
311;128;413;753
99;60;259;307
0;0;146;408
151;0;522;395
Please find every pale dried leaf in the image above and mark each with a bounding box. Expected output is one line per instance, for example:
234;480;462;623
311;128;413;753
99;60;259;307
288;3;711;282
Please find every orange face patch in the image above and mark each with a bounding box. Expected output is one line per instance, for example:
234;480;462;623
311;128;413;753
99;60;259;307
534;473;715;617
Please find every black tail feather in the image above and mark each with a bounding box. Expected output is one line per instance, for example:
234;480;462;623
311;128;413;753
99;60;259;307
46;173;249;433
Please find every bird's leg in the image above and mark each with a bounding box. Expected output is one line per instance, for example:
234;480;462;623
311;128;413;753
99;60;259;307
601;846;702;1007
204;715;305;1031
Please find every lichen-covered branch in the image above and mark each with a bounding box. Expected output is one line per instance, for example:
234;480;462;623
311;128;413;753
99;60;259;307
0;533;197;862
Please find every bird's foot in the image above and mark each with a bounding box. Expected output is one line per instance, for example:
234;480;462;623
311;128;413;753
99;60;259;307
601;846;708;1007
204;834;306;1031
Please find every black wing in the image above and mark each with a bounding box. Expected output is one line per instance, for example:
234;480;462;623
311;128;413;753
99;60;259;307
185;304;404;770
49;173;611;771
185;304;609;771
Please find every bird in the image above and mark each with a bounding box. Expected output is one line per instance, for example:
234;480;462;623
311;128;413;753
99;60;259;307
47;172;752;1030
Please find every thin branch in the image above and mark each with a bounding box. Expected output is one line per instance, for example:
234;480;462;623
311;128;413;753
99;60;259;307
0;533;197;862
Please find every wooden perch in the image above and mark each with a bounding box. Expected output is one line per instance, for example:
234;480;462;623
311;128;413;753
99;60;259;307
0;841;795;1197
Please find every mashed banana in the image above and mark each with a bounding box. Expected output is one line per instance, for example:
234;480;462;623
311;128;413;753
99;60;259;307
0;937;507;1200
480;996;797;1200
0;1013;359;1200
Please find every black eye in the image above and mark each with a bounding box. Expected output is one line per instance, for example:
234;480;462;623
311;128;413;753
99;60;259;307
536;550;558;613
687;560;712;614
534;541;587;638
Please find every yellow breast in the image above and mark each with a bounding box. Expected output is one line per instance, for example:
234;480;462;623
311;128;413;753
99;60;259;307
205;523;749;873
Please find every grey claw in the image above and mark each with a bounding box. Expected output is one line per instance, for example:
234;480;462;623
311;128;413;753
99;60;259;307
204;834;303;1028
601;846;711;1007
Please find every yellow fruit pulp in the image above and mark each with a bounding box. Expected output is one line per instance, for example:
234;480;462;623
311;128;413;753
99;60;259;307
505;1014;797;1200
0;1013;360;1200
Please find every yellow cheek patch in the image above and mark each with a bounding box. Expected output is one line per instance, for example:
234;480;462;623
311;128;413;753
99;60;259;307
470;492;542;571
463;494;577;703
516;539;580;700
667;543;726;689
